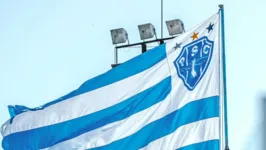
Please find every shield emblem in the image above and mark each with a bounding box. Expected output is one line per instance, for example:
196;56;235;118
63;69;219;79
174;36;214;90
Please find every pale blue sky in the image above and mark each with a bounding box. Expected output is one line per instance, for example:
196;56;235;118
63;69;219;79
0;0;266;149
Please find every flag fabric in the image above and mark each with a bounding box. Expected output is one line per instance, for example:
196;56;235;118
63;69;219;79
1;13;221;150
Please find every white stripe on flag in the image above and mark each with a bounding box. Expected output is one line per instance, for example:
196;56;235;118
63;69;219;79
140;118;219;150
3;58;170;137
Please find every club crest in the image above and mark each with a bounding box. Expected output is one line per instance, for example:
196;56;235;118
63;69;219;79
174;36;214;90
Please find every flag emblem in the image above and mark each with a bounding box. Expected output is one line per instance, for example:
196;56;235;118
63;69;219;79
174;36;214;90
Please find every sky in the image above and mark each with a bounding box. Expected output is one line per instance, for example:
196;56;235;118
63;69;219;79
0;0;266;149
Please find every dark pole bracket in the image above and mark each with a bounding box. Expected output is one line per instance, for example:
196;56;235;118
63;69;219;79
111;37;174;68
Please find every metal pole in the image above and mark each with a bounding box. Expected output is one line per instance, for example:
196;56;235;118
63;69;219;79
114;47;118;64
115;37;174;49
263;96;266;150
141;43;147;53
219;4;230;150
161;0;163;39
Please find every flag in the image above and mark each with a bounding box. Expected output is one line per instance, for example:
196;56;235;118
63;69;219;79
1;13;222;150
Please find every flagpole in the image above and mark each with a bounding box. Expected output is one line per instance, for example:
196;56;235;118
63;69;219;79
219;4;230;150
161;0;163;38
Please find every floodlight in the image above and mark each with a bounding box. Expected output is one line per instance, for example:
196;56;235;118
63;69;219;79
138;23;156;40
165;19;185;36
110;28;128;44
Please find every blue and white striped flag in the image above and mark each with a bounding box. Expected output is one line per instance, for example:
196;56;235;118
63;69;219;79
1;13;222;150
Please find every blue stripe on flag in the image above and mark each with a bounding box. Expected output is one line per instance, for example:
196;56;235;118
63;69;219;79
9;44;166;117
177;140;219;150
90;96;219;150
2;76;171;150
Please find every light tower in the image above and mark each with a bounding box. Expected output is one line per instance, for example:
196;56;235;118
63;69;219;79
110;20;185;68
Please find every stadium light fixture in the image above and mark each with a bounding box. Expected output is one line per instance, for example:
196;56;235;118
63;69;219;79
165;19;185;36
138;23;156;40
110;28;128;45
